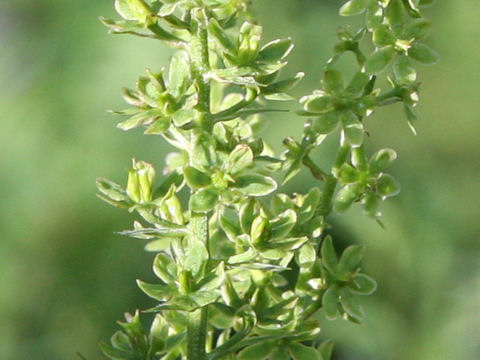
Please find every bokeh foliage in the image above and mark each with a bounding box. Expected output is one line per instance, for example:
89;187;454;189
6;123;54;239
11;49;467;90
0;0;479;359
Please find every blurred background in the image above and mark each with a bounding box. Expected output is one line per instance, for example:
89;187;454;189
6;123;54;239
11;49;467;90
1;0;479;359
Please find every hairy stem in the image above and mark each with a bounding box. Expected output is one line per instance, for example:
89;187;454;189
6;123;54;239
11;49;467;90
187;7;212;360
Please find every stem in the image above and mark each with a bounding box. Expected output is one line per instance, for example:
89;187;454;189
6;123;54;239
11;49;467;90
190;8;212;130
187;8;212;360
303;155;328;182
317;143;349;217
188;307;209;360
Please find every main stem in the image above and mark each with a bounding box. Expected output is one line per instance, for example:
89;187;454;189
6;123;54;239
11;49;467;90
187;8;211;360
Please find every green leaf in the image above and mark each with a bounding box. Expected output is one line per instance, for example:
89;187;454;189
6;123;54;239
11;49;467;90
373;25;396;47
339;164;360;184
297;243;316;268
365;46;396;74
334;182;363;213
238;341;276;360
233;174;277;196
362;192;381;218
339;0;368;16
184;239;209;276
96;178;128;203
318;340;334;360
137;280;173;301
406;18;432;40
270;347;291;360
115;0;151;22
271;209;297;239
393;56;417;84
117;109;161;131
322;69;345;95
228;247;257;264
408;42;439;65
100;341;135;360
298;188;321;223
366;2;383;31
369;148;397;173
312;111;340;135
302;93;333;114
224;144;253;175
341;111;364;147
240;199;257;233
289;342;322;360
257;38;294;62
350;273;377;295
144;116;171;134
338;245;365;273
377;174;401;197
322;286;339;320
339;288;365;321
184;166;212;189
321;236;338;273
250;216;270;245
153;253;178;285
263;72;305;95
345;71;370;95
168;51;190;98
189;188;218;212
385;0;405;36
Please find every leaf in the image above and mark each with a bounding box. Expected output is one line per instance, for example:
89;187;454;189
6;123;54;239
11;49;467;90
169;51;190;98
237;340;276;360
184;239;209;276
302;93;333;114
405;18;432;40
263;72;305;95
341;111;364;147
372;25;396;47
365;46;396;74
350;273;377;295
240;199;257;233
298;187;321;223
153;253;178;285
345;71;370;95
312;111;340;135
322;69;345;95
408;42;439;65
189;188;218;212
115;0;151;22
257;38;294;62
118;109;161;131
144;117;171;134
369;148;397;173
321;236;338;273
100;341;135;360
340;0;369;16
232;173;277;196
338;245;365;273
297;243;316;268
393;56;417;84
228;248;257;264
271;209;297;239
333;182;363;213
270;347;290;360
319;340;334;360
224;144;253;175
339;288;365;321
322;286;339;320
137;280;173;301
289;342;322;360
184;166;212;189
96;178;128;202
385;0;405;36
377;173;401;197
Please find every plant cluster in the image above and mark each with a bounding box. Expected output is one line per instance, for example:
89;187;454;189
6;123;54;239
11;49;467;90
96;0;437;359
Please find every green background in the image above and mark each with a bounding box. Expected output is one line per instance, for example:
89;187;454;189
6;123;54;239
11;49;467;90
1;0;479;359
